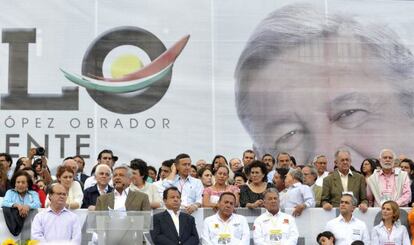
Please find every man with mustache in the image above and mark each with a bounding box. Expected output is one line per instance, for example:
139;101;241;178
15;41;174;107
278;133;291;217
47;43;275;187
201;192;250;245
367;149;411;206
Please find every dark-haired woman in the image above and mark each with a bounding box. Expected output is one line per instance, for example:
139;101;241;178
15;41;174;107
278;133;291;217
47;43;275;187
360;158;378;181
1;170;40;217
240;160;274;208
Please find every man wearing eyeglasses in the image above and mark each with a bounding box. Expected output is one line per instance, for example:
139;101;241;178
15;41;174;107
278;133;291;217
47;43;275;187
83;149;118;190
82;164;114;210
31;183;81;244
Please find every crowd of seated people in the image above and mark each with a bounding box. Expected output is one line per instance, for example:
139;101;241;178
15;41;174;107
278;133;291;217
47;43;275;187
0;147;414;244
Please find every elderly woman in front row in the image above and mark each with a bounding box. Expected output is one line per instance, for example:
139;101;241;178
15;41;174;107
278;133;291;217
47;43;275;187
280;169;315;217
2;170;41;217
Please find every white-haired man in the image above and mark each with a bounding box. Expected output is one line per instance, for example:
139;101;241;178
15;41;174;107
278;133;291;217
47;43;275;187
367;149;411;206
82;164;113;210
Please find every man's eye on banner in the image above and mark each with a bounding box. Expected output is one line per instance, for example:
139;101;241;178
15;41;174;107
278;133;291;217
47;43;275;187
61;26;190;114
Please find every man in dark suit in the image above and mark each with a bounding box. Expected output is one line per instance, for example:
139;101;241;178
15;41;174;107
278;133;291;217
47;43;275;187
151;187;199;245
95;165;150;211
74;155;89;185
321;149;368;212
82;164;113;210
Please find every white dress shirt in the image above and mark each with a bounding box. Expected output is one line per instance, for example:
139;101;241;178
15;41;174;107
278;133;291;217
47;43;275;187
129;182;161;204
280;182;315;209
325;214;370;245
114;187;129;211
315;171;329;187
202;213;250;245
163;175;203;206
253;210;298;245
371;221;410;245
339;170;353;192
84;176;113;190
166;209;180;234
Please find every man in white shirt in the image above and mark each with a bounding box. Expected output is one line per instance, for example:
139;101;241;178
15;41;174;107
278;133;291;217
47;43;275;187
253;188;299;245
280;169;315;216
325;193;370;245
202;192;250;245
313;155;329;187
153;159;174;198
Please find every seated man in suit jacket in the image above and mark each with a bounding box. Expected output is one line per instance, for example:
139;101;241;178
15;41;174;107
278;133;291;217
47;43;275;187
95;165;150;211
321;149;368;212
151;186;199;245
82;164;113;210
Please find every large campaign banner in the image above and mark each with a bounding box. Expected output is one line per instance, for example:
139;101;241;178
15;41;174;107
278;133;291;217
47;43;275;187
1;0;414;171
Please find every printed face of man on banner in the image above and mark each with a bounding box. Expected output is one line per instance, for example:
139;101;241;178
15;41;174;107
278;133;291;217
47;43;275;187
235;3;414;169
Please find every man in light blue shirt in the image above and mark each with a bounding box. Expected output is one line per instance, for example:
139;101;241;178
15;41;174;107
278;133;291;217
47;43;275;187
280;169;315;217
163;153;203;214
31;183;81;244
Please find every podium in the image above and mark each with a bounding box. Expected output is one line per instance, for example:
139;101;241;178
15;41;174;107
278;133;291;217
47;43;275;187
85;211;152;245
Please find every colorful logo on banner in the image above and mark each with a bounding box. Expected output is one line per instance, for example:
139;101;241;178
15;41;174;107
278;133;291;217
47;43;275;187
61;27;190;114
0;27;189;114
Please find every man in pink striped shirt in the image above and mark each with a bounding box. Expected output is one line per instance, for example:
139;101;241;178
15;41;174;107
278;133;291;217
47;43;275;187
367;149;411;206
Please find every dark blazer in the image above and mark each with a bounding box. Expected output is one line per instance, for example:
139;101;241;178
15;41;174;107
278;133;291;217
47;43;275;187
79;173;89;185
150;210;199;245
82;184;113;208
321;171;368;207
95;190;150;211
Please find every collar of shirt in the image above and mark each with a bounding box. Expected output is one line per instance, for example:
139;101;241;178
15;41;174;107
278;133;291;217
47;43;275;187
378;220;401;228
216;212;235;224
114;187;129;197
97;184;110;193
379;168;399;176
338;214;356;223
338;170;353;177
176;175;191;182
11;189;27;194
264;210;281;218
167;208;180;216
47;207;69;215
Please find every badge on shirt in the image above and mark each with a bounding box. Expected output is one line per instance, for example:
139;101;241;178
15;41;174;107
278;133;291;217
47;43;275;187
214;223;219;229
269;229;282;241
283;219;289;224
218;233;231;244
352;229;361;236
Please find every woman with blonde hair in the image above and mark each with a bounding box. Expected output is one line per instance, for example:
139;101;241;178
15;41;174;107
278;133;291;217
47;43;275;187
371;200;410;245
